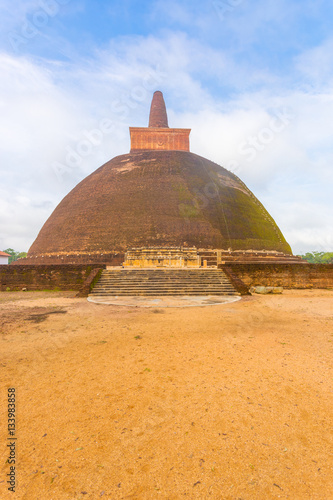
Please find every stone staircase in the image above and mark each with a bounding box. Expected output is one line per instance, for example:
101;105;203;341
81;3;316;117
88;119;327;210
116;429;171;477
89;268;239;297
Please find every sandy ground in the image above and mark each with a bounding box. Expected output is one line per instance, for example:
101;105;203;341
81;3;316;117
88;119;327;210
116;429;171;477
0;289;332;500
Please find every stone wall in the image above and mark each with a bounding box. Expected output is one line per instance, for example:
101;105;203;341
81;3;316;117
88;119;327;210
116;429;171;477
12;253;124;266
0;265;106;292
222;263;333;289
222;267;251;295
76;268;104;297
3;262;332;294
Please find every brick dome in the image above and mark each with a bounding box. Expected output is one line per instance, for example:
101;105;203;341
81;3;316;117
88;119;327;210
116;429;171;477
27;92;292;261
28;149;291;257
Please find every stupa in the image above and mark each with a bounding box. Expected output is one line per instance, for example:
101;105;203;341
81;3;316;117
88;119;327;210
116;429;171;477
24;91;293;266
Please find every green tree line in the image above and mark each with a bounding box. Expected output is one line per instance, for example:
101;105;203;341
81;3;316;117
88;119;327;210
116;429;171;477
299;251;333;264
2;248;27;264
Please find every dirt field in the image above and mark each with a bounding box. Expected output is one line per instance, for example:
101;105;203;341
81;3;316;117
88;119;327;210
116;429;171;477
1;290;332;499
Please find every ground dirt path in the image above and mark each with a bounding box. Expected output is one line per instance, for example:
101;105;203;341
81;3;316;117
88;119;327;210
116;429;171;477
0;290;333;499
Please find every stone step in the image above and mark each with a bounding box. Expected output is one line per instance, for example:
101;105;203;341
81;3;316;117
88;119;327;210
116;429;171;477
93;279;234;284
92;283;236;289
98;272;227;275
101;269;226;274
97;277;231;280
98;272;230;275
89;268;238;297
96;279;232;285
97;271;229;275
97;274;231;277
92;287;237;291
92;292;237;295
89;290;239;297
92;282;235;286
93;286;236;289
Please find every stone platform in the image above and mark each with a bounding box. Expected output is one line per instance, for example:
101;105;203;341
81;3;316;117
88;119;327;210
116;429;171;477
88;295;241;308
124;247;200;268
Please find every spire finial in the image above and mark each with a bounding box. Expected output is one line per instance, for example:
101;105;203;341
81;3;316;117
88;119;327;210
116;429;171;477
148;91;169;128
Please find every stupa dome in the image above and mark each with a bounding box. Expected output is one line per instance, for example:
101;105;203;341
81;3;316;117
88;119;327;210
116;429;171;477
27;91;292;261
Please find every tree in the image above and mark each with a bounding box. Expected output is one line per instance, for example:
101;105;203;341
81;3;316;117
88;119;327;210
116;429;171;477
300;251;333;264
3;248;27;264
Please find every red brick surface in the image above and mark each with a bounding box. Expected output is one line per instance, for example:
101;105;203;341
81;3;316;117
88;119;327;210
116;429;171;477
148;91;169;128
0;264;105;292
130;127;190;152
2;263;332;292
13;253;124;266
27;151;291;259
222;263;333;289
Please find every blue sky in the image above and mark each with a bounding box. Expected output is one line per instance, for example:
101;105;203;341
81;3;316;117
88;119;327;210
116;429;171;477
0;0;333;254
